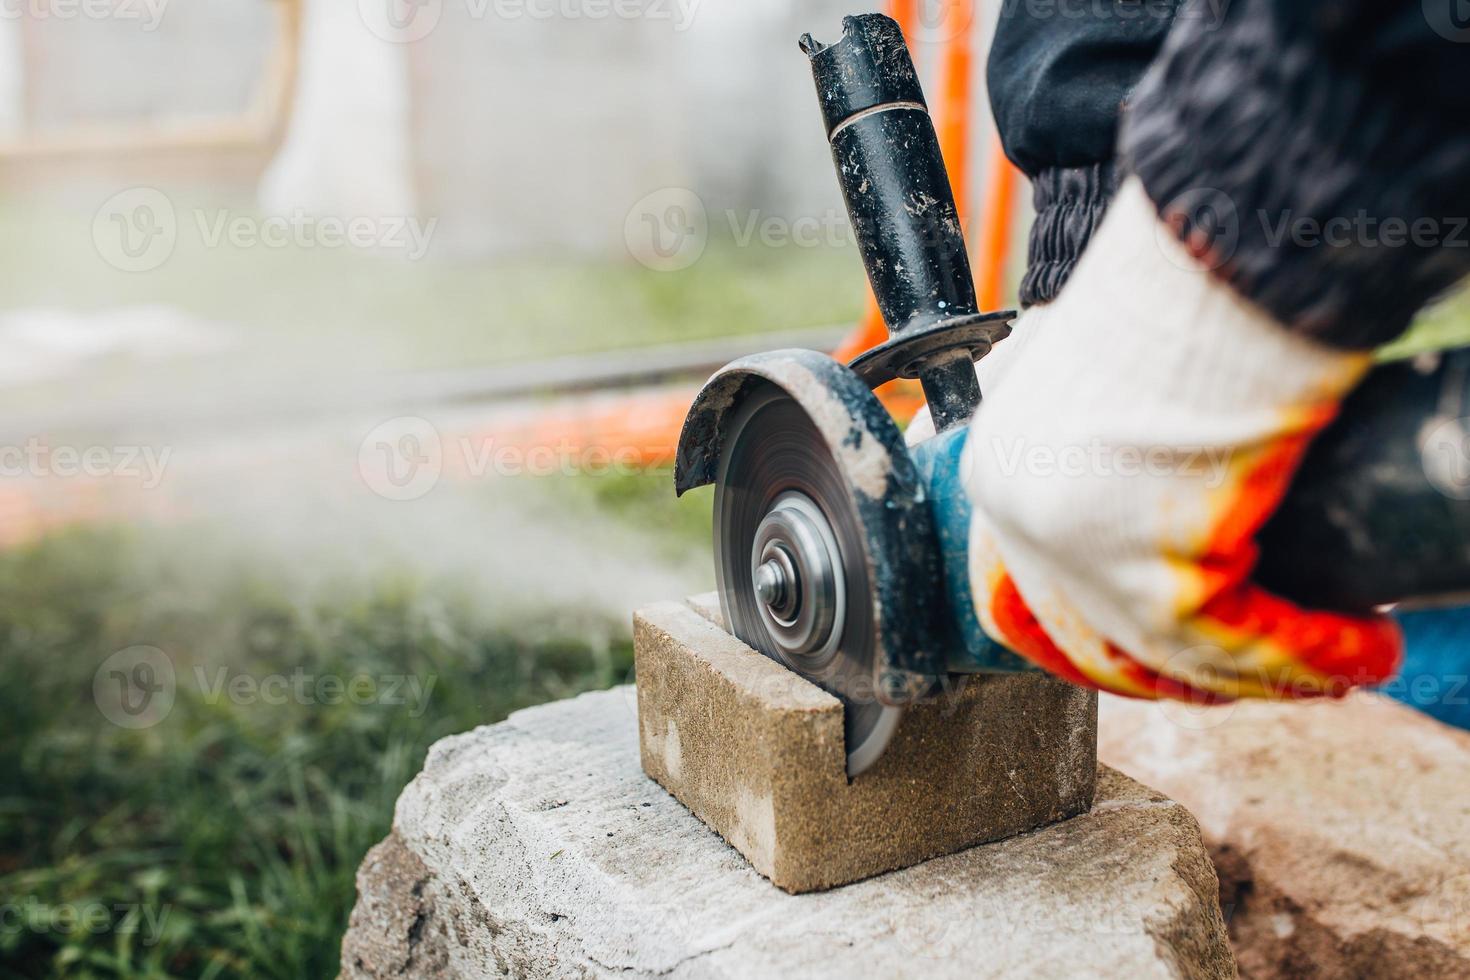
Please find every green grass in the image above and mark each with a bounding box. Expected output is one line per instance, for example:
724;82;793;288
0;471;710;980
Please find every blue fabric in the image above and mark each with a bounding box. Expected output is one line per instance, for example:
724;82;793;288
1386;608;1470;731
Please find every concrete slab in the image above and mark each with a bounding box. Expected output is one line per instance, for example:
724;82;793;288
633;598;1098;893
1100;693;1470;978
340;687;1234;979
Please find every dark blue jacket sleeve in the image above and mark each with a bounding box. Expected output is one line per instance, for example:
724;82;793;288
1122;0;1470;347
987;2;1178;305
989;0;1470;345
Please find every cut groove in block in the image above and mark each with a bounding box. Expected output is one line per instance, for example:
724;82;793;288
634;597;1099;893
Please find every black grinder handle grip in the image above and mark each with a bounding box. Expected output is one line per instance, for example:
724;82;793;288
802;14;1002;432
800;15;979;336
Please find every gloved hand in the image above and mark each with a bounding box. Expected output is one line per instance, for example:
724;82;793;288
962;179;1402;701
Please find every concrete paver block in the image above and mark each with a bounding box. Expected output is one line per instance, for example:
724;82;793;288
633;597;1099;893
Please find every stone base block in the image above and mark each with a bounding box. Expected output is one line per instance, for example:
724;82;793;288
1100;693;1470;978
633;597;1099;893
341;687;1235;979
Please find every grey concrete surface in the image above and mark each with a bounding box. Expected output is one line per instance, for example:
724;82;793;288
1100;693;1470;979
340;685;1235;979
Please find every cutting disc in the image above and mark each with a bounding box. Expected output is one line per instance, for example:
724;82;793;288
714;385;901;776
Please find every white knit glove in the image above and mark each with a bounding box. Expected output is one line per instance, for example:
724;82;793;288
962;178;1400;701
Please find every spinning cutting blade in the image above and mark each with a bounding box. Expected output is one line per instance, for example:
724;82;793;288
714;385;901;776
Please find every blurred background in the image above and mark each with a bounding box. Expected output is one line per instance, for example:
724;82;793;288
2;1;1467;977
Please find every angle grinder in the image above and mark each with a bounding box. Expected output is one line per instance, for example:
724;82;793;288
675;14;1470;775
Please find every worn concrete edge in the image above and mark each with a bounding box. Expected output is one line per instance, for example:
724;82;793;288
1091;770;1239;980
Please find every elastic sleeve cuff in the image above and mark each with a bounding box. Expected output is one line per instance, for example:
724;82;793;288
1020;162;1120;308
